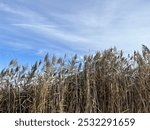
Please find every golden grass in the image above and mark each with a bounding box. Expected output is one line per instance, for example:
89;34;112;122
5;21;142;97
0;45;150;113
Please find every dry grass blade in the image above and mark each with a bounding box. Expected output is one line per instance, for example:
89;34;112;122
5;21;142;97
0;45;150;112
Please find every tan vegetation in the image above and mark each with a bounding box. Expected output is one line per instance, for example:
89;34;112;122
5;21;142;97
0;45;150;113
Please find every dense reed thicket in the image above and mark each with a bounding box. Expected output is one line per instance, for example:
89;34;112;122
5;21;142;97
0;45;150;113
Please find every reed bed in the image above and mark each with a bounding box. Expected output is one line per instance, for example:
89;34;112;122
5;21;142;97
0;45;150;113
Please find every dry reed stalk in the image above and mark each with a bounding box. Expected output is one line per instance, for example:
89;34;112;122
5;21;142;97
0;46;150;112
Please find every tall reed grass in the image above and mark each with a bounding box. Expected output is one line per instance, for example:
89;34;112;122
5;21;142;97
0;45;150;113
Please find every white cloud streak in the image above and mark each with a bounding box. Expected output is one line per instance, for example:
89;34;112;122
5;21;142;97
1;0;150;55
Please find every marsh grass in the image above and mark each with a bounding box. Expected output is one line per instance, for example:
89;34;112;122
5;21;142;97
0;45;150;113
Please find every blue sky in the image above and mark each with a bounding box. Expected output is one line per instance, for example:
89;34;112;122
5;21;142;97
0;0;150;69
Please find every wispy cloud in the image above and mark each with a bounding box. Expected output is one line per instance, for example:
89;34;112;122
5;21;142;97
12;23;88;43
1;0;150;57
